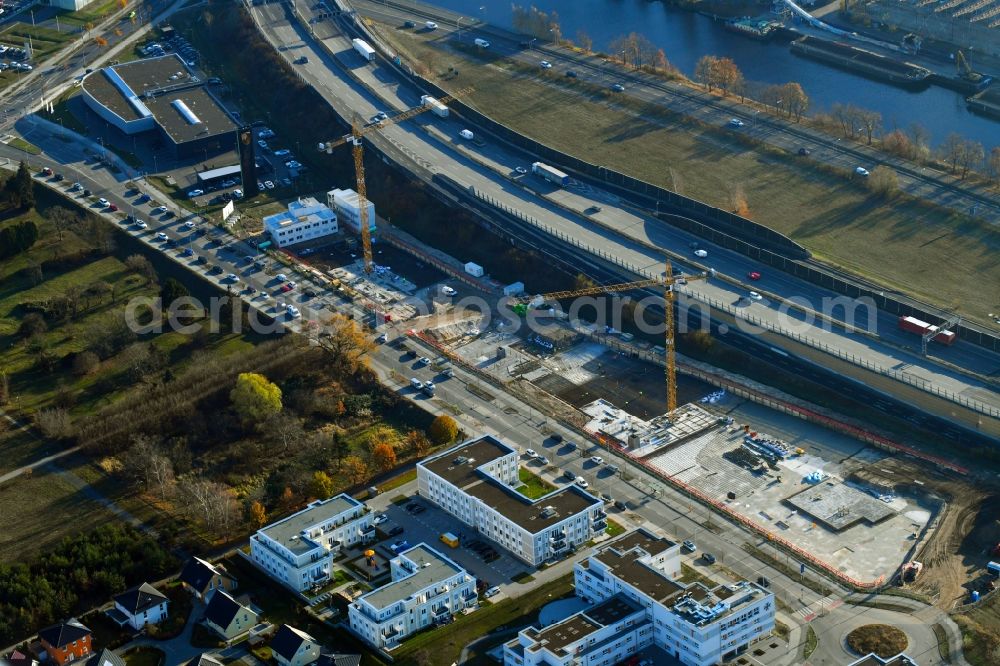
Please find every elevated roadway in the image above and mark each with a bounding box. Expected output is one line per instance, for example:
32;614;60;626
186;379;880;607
253;1;1000;438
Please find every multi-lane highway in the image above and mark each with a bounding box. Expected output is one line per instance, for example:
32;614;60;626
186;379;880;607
248;1;1000;439
355;0;1000;224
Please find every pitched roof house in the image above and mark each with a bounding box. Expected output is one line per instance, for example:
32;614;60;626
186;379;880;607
38;619;92;666
180;557;238;603
270;625;321;666
110;583;169;630
202;591;258;642
4;650;39;666
184;655;224;666
83;649;126;666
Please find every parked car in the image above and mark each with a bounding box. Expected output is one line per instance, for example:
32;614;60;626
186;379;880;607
264;180;275;189
575;477;588;488
525;448;537;458
187;189;204;198
611;83;625;92
257;139;268;150
388;526;404;537
225;273;239;282
108;203;118;212
181;248;194;257
590;456;604;465
184;220;196;229
701;552;716;564
273;148;291;157
97;197;110;207
152;205;167;214
536;456;549;465
539;60;552;69
441;286;457;296
550;433;563;443
155;232;168;241
855;166;870;177
682;540;696;553
484;586;500;598
417;356;430;366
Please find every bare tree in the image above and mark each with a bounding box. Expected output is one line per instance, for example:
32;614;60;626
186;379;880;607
957;140;984;178
575;29;592;53
780;82;809;121
940;133;964;173
856;108;881;145
36;408;74;440
990;146;1000;187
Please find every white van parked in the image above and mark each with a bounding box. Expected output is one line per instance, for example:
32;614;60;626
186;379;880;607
410;378;423;390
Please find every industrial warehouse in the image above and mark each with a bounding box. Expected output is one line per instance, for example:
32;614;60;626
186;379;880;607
80;54;237;158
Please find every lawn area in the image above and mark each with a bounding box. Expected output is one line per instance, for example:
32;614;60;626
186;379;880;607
0;23;76;59
378;468;416;493
393;573;576;664
604;518;626;538
59;0;124;27
7;137;41;155
374;22;1000;324
0;464;118;563
955;593;1000;665
517;466;555;499
122;646;164;666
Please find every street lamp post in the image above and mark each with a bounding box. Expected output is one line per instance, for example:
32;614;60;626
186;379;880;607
456;16;465;41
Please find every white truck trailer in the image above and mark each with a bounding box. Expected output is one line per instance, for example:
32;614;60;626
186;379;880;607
352;38;376;62
420;95;449;118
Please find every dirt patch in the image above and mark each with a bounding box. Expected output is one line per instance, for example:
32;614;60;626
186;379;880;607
846;624;909;659
853;457;996;610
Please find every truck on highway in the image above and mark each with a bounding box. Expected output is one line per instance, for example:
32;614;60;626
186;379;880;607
898;315;956;345
531;162;570;186
352;38;376;62
420;95;449;118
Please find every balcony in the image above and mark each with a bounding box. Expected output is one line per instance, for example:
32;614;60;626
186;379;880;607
592;519;607;531
551;538;568;551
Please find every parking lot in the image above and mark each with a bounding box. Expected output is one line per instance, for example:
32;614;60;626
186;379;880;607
368;491;535;599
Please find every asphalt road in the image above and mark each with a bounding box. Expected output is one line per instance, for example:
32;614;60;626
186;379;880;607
354;0;1000;223
251;2;1000;436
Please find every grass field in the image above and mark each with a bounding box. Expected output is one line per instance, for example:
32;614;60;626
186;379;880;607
0;464;117;563
60;0;124;27
0;23;76;59
955;594;1000;665
376;23;1000;323
517;466;555;499
7;137;41;155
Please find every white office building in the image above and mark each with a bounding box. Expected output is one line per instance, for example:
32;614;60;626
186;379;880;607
250;494;374;592
504;529;775;666
349;543;477;650
327;187;376;235
263;197;338;248
417;436;604;567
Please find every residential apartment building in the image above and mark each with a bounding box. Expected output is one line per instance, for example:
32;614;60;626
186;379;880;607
504;529;775;666
417;436;604;566
263;197;338;248
251;494;373;592
326;188;375;236
349;543;477;650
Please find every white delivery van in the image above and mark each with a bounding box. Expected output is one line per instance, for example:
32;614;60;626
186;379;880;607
425;21;438;30
474;38;490;48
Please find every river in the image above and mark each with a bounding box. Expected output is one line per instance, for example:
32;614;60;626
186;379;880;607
422;0;1000;148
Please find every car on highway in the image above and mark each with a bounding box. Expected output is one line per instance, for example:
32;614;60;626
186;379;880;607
682;540;696;552
539;60;552;69
728;118;745;128
273;149;291;157
590;456;604;465
855;166;870;177
611;83;625;92
514;166;528;175
694;249;708;258
97;197;109;207
370;111;388;124
155;232;168;241
748;271;761;280
575;477;588;488
187;189;204;198
373;514;388;525
151;206;167;215
701;552;716;564
294;56;308;65
403;20;415;28
748;291;763;301
525;449;537;458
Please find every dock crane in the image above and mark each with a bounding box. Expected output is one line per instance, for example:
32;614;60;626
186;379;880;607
511;259;709;413
319;87;473;273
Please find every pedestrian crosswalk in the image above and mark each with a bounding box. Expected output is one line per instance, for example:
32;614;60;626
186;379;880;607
795;593;842;622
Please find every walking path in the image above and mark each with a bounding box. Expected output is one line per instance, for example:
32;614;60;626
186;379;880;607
0;444;83;485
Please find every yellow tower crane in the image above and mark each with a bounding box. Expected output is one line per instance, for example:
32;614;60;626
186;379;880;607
320;87;474;273
512;260;708;413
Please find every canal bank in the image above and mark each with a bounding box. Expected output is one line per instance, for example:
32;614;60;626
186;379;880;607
424;0;999;147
